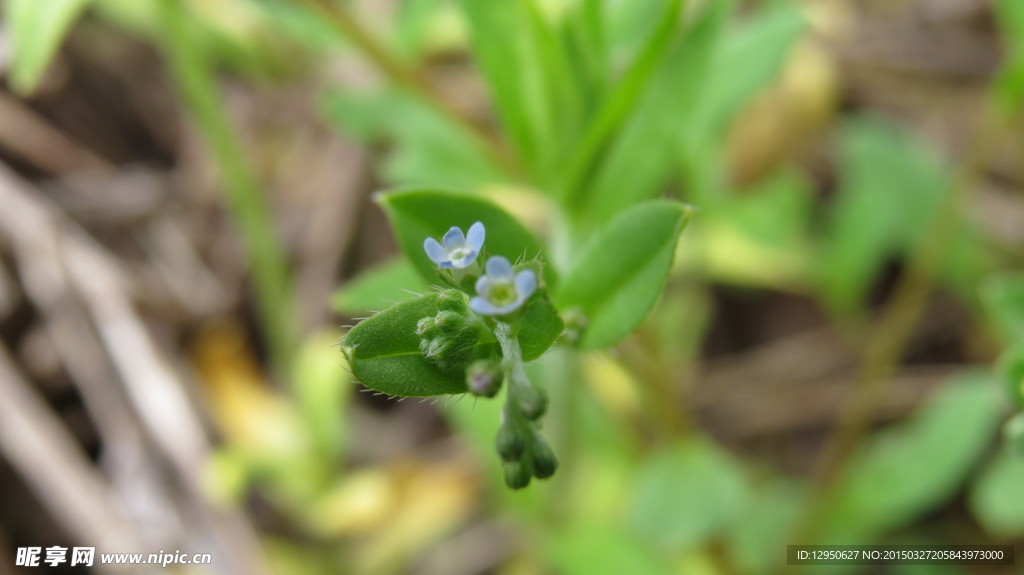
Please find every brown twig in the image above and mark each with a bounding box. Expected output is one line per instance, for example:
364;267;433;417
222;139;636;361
0;163;273;575
0;343;145;574
0;90;112;174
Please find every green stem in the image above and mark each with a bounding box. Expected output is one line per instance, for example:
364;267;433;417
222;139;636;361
158;0;296;371
494;321;532;405
546;346;581;524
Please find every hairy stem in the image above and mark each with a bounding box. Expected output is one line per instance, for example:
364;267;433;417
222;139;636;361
494;321;532;406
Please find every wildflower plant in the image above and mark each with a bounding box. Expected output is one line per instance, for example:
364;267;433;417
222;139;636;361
342;189;692;488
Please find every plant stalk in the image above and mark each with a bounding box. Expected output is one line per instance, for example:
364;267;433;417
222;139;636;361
158;0;297;371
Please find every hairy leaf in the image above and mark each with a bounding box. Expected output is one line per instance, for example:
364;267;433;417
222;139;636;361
343;293;467;397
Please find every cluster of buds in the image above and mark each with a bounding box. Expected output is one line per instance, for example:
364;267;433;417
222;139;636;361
415;290;482;372
495;390;557;489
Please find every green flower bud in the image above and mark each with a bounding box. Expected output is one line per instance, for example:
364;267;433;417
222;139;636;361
503;460;531;489
530;435;559;479
467;359;504;398
436;289;468;313
416;316;436;337
495;423;525;462
434;310;463;334
417;305;484;372
518;385;548;420
421;336;448;359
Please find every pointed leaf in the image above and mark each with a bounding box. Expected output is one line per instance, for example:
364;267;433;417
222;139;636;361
587;0;731;220
824;374;1003;540
629;439;749;550
554;200;691;349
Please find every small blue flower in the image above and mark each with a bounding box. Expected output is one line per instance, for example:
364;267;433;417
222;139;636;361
471;256;536;316
424;222;485;269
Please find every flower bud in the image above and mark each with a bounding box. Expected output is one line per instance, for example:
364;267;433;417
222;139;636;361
416;316;436;337
417;307;483;372
421;336;450;359
495;423;525;462
434;310;463;334
530;435;559;479
503;460;531;489
467;359;504;398
436;289;468;313
518;385;548;420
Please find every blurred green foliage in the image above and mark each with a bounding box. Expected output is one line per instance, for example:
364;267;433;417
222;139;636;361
7;0;1024;573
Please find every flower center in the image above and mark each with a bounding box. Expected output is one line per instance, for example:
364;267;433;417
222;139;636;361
448;246;473;261
486;281;517;307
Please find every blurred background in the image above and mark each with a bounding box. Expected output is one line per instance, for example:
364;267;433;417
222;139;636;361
1;0;1023;573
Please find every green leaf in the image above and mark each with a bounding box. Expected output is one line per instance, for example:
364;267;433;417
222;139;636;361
321;90;503;188
394;0;443;60
628;439;749;550
679;1;803;204
292;332;351;460
970;450;1024;537
993;0;1024;115
557;0;683;203
585;0;731;221
730;481;803;575
997;345;1024;409
6;0;93;94
518;297;564;361
1006;412;1024;456
331;257;429;315
547;523;672;575
700;169;813;289
456;0;547;176
823;374;1003;541
702;3;804;137
981;273;1024;344
377;187;551;284
820;118;991;318
554;200;691;349
343;293;467;397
